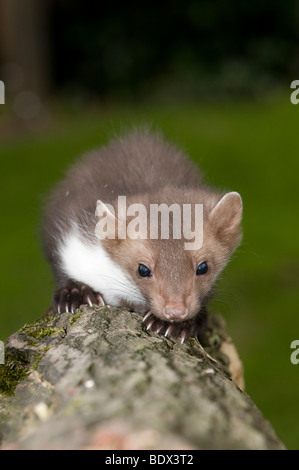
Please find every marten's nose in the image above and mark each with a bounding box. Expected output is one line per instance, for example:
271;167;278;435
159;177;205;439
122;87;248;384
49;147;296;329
164;303;187;320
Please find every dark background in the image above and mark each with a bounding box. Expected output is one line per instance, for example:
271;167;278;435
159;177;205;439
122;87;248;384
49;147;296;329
0;0;299;449
1;0;298;102
50;0;298;101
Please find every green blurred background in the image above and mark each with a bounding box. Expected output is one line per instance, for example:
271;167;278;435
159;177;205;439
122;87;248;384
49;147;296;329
0;0;299;449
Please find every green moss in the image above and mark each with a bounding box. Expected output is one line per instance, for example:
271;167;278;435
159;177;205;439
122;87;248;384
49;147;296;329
31;353;46;371
0;355;30;397
27;326;63;340
3;318;66;380
0;340;56;395
26;339;39;347
69;311;83;325
42;345;54;352
39;314;58;324
20;324;64;341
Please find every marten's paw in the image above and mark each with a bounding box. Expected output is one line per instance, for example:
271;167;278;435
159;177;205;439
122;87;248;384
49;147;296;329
53;280;105;314
142;311;206;344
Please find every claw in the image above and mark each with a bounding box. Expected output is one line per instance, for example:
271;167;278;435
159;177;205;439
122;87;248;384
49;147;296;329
97;294;105;306
165;325;171;337
180;330;187;344
143;311;152;323
54;281;103;317
146;321;154;331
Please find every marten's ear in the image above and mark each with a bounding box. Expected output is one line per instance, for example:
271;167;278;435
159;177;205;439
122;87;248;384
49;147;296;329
209;192;242;248
95;200;116;240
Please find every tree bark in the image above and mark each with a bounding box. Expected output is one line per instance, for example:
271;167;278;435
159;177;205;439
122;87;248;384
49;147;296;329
0;306;285;450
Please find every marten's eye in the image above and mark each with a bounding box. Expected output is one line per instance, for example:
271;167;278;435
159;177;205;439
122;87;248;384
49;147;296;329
138;264;152;277
196;261;208;275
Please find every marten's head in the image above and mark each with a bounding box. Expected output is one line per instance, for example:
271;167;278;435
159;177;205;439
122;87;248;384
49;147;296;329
96;188;242;342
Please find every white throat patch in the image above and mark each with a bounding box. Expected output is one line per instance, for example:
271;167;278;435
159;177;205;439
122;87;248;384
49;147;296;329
59;230;146;308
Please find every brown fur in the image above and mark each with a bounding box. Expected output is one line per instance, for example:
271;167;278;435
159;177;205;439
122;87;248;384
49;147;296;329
42;129;203;282
102;187;242;322
42;129;242;340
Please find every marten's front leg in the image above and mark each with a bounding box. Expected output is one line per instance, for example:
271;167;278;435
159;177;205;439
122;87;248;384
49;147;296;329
53;279;105;314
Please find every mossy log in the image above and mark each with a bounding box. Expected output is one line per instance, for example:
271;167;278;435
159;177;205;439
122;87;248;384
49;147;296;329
0;306;284;450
